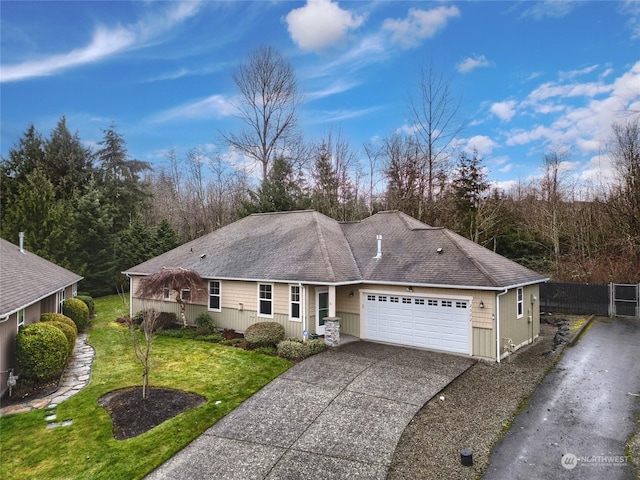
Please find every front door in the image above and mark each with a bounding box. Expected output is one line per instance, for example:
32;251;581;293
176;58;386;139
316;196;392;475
317;290;329;335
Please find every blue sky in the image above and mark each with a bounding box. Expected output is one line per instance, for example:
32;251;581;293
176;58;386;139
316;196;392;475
2;1;639;194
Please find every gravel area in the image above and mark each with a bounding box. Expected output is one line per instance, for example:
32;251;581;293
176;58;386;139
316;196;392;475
388;317;581;480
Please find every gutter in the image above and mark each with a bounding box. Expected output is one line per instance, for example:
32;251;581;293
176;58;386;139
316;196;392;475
0;278;83;321
122;272;549;292
496;288;509;363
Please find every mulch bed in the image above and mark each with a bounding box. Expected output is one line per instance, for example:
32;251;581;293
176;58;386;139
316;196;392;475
0;377;59;407
98;387;206;440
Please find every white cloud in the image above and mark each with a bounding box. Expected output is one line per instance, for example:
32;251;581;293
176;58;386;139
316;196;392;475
150;95;236;123
559;64;598;81
306;79;361;101
285;0;364;52
457;55;491;74
465;135;497;155
521;0;579;19
491;100;517;121
1;1;202;83
383;6;460;49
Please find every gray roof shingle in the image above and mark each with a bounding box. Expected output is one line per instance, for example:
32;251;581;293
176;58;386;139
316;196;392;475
0;237;83;316
125;210;548;289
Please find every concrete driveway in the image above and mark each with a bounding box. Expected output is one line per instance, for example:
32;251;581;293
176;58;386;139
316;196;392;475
145;341;475;480
483;317;640;480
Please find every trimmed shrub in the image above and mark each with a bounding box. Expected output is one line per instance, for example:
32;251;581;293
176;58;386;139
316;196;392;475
307;339;328;355
156;312;178;329
276;338;328;360
40;313;78;334
245;322;285;347
76;295;95;318
195;313;214;329
16;323;69;381
63;298;90;330
48;321;77;355
276;339;308;360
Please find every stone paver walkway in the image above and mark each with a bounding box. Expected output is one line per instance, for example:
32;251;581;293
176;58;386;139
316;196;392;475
0;333;95;416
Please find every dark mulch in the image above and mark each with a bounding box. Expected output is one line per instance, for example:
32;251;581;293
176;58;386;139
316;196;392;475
98;387;206;440
0;377;59;407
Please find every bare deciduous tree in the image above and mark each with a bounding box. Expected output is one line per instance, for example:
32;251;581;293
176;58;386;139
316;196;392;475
136;267;206;327
408;63;465;222
129;309;162;400
222;46;303;181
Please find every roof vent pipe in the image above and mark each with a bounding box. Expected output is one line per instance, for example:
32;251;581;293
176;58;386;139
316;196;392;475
375;234;382;259
19;232;25;253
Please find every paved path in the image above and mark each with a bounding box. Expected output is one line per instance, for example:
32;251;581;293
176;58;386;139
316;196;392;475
483;317;640;480
145;342;475;480
0;333;95;416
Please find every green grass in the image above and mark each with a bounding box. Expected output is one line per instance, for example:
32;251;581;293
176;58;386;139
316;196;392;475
0;295;292;480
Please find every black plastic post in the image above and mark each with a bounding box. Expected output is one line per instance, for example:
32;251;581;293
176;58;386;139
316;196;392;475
460;449;473;467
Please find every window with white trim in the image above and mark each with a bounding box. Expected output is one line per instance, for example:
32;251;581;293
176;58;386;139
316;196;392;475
367;294;376;301
517;287;524;318
402;297;411;304
181;289;191;302
442;300;452;307
390;296;399;303
258;284;273;317
163;287;170;300
58;289;65;313
290;285;301;321
72;284;78;297
415;298;425;305
17;309;25;331
428;299;438;306
209;281;221;311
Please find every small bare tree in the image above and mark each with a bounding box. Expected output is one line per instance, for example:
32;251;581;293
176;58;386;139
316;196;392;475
136;267;206;327
129;309;162;400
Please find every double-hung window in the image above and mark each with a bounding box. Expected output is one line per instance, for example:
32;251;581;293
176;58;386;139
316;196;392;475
517;287;524;318
181;289;191;302
209;281;221;312
258;284;273;317
58;289;65;313
17;309;25;331
290;285;301;321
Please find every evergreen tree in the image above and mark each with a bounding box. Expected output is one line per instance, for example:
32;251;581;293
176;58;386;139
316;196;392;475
44;116;94;200
153;219;179;256
1;124;47;227
3;169;80;272
244;157;309;213
95;123;152;232
451;149;489;241
74;185;116;296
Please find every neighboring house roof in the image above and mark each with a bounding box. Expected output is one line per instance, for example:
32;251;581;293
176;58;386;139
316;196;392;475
125;210;548;290
0;237;83;317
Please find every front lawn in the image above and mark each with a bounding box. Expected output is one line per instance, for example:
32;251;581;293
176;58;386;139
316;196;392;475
0;295;291;480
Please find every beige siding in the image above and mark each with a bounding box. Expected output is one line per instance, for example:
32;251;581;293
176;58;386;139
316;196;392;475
472;327;495;359
336;312;360;337
0;315;17;396
498;284;541;358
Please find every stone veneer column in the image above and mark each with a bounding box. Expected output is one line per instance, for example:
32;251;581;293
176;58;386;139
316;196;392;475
324;317;340;347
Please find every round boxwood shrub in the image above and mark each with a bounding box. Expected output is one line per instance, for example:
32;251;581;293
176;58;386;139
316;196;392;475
17;323;69;381
245;322;285;348
47;321;77;355
63;298;90;330
276;338;328;360
76;295;95;318
40;313;78;334
276;339;308;360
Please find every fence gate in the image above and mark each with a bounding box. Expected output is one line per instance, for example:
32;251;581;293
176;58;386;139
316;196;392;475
609;283;640;317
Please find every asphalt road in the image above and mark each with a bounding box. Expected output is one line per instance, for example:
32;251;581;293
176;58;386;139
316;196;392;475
483;316;640;480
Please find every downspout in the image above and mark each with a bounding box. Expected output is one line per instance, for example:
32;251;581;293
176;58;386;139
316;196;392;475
127;274;133;319
496;288;508;363
299;282;306;339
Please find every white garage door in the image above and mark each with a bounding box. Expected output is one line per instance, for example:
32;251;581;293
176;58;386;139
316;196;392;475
365;293;470;354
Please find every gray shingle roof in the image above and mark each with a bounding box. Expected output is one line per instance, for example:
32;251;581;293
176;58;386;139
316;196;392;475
0;237;83;316
125;210;548;289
